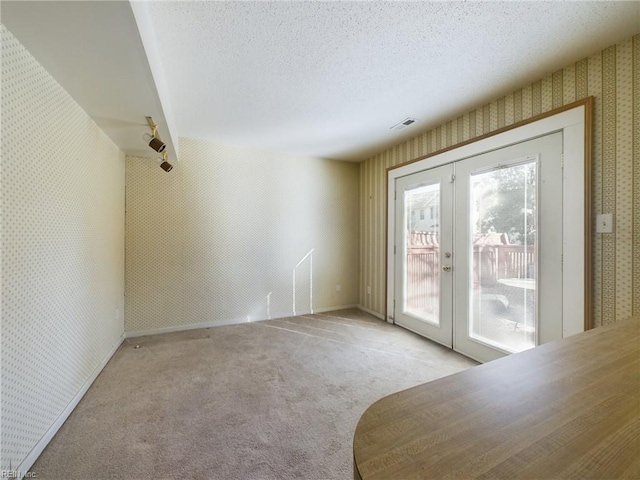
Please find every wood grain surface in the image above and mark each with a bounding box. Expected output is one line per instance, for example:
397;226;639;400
353;316;639;479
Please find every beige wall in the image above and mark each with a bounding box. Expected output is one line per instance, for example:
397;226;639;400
1;26;125;471
360;34;640;327
125;138;359;334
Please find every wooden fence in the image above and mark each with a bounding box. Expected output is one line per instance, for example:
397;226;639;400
474;244;535;285
405;236;534;312
406;246;440;313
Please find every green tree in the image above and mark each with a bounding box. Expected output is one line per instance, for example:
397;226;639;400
474;162;536;245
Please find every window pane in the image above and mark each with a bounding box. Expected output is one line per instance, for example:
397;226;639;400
404;182;440;325
468;161;536;353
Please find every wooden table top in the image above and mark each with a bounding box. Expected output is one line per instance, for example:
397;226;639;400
353;317;639;480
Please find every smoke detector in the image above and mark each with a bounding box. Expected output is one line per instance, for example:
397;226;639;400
390;117;417;131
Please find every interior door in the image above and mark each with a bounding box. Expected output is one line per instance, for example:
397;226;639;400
393;132;563;362
394;164;453;347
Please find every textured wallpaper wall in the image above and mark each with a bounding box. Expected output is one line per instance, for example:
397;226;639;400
1;26;125;471
360;34;639;328
125;138;359;334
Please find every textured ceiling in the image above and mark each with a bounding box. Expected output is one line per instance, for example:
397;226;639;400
145;1;638;161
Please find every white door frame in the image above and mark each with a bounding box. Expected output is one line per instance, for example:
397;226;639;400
386;99;592;338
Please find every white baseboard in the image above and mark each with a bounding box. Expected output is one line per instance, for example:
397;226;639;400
126;305;361;338
17;333;125;478
356;304;386;321
313;304;358;314
126;317;247;338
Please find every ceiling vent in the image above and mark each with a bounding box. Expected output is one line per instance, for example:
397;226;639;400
390;117;417;131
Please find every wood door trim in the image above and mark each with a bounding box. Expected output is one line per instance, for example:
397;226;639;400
384;97;594;330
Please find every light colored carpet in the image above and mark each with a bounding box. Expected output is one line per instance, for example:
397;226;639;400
31;308;477;479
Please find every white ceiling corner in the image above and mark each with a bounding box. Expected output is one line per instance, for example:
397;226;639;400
129;0;179;159
2;0;179;161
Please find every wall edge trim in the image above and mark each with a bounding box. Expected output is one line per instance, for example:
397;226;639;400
313;304;359;314
16;333;126;478
356;305;386;321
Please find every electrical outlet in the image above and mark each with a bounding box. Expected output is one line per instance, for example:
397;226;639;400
596;213;613;233
115;307;120;320
367;286;371;295
335;284;342;292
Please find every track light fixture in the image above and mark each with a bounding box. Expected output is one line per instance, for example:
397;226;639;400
159;152;173;173
145;116;173;173
144;116;167;152
144;132;166;153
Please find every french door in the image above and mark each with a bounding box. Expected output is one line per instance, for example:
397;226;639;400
394;132;563;362
394;164;454;347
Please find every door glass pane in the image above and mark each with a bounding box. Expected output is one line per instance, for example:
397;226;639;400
469;161;536;353
404;182;440;325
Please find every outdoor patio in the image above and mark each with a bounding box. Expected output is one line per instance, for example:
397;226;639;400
406;232;536;353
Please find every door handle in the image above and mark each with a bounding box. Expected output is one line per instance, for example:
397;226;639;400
442;265;451;272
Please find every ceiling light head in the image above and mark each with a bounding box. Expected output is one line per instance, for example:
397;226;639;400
160;160;173;172
145;116;172;171
143;132;167;153
155;151;173;173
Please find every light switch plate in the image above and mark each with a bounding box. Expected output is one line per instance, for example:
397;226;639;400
596;213;613;233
